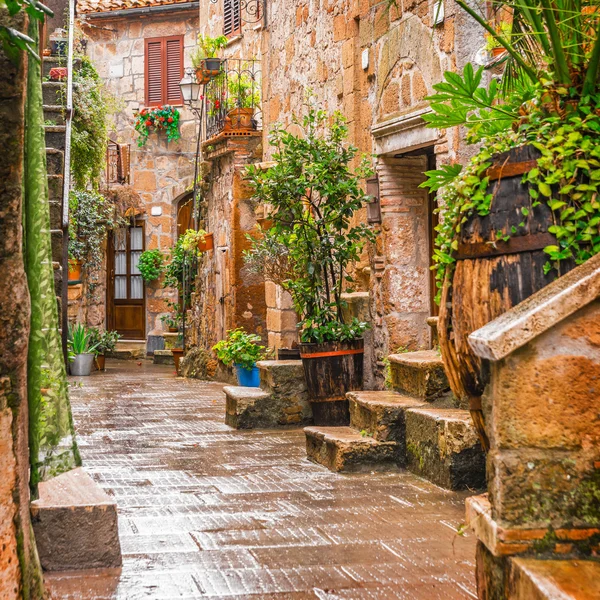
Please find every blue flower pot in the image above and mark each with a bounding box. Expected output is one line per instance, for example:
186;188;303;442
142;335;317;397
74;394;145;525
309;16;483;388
235;364;260;387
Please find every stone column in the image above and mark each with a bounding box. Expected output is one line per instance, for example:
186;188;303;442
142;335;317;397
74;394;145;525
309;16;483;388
0;11;45;598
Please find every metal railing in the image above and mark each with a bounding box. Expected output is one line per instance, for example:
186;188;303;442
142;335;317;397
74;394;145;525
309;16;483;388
204;58;262;141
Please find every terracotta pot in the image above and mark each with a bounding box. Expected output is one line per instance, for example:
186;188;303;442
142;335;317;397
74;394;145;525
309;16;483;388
68;259;82;283
491;47;507;58
95;354;106;371
172;348;184;373
197;232;214;252
168;327;179;333
195;68;211;85
227;107;255;131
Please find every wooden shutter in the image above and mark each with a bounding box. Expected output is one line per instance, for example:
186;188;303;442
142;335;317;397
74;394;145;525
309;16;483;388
166;37;183;104
145;36;183;106
224;0;242;37
118;143;130;184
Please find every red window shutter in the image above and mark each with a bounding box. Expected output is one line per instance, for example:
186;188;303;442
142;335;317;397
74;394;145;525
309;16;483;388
166;38;183;104
224;0;242;37
146;39;163;106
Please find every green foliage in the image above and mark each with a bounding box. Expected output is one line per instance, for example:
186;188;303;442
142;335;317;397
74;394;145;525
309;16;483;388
190;33;227;66
163;238;196;303
88;328;120;355
71;55;112;189
180;228;209;255
68;189;123;294
134;105;180;147
1;0;52;61
212;328;269;371
245;105;375;343
138;249;164;283
227;71;261;110
159;301;182;331
67;323;100;356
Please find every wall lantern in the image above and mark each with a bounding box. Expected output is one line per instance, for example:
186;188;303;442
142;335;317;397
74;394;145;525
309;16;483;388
179;67;201;105
366;176;382;224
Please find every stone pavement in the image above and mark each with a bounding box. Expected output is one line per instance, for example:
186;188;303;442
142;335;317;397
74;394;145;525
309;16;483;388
46;361;478;600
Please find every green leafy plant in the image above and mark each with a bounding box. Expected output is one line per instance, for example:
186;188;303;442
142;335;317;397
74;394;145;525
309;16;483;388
138;249;164;283
227;70;261;110
163;237;196;297
68;189;123;295
67;323;99;357
88;328;120;355
190;34;228;66
134;105;181;147
180;228;209;254
159;299;182;331
212;328;269;371
1;0;52;62
244;104;375;344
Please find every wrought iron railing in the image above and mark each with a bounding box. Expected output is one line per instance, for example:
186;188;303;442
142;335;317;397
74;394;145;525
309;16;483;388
204;58;262;141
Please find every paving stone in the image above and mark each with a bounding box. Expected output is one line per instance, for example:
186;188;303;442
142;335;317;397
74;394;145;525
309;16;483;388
304;426;401;473
388;350;451;401
45;360;478;599
404;407;486;491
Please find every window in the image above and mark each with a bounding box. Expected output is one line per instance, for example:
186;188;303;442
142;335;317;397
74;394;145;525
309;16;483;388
144;36;183;106
223;0;242;37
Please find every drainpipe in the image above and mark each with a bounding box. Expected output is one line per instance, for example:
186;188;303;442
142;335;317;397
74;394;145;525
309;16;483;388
61;0;75;363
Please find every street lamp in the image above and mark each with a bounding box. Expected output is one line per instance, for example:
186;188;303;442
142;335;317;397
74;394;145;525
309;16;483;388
179;67;201;105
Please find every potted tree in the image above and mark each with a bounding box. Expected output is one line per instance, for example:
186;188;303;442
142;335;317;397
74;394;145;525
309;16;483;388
89;328;120;371
68;323;100;376
227;70;260;131
419;0;600;448
245;105;375;425
213;328;269;387
190;34;228;84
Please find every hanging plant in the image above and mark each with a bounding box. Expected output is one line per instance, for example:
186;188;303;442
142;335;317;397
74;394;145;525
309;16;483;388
138;249;164;283
134;105;181;147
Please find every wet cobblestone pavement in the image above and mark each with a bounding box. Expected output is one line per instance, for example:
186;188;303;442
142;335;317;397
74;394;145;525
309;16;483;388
46;361;477;599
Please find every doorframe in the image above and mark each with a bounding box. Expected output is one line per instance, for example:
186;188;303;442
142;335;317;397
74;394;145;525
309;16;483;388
106;219;147;339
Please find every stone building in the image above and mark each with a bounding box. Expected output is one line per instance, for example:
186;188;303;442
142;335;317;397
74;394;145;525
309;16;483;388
190;0;485;387
74;0;200;349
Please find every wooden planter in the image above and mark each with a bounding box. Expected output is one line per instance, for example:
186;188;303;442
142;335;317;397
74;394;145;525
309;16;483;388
68;259;82;283
438;145;576;450
197;232;214;252
299;338;364;426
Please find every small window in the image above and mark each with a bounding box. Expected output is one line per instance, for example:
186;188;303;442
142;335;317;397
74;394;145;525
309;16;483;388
145;36;183;106
223;0;242;37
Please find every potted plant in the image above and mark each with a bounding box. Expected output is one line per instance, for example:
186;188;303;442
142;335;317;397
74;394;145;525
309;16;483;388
419;0;600;448
484;20;512;58
226;71;260;131
160;301;182;333
68;323;100;376
138;249;164;283
134;105;181;147
213;328;269;387
180;228;214;253
68;256;82;283
244;105;375;424
190;34;228;83
89;328;120;371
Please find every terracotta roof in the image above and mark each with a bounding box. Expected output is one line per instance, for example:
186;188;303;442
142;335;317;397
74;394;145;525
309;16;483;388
77;0;196;15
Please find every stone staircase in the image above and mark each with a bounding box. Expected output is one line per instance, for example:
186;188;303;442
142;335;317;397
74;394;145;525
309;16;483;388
43;57;67;320
304;349;486;490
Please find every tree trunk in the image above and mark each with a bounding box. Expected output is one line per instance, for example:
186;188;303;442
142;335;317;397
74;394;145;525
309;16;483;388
0;10;45;599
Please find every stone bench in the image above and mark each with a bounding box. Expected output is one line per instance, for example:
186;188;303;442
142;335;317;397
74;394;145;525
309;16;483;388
30;468;121;571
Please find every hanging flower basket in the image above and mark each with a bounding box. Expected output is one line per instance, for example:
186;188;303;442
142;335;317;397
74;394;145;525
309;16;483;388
134;105;181;147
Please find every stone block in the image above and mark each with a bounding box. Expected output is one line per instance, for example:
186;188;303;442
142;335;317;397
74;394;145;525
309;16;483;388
42;81;64;106
404;407;485;490
389;350;451;401
304;426;400;473
153;349;173;365
257;360;306;396
224;386;273;429
45;125;66;150
107;341;146;360
163;332;180;350
46;149;64;176
146;335;165;355
30;468;121;571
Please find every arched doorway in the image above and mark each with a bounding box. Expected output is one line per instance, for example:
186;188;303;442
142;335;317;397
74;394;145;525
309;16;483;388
176;193;193;238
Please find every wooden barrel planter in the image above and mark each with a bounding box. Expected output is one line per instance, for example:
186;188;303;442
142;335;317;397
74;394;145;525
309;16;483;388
438;145;575;451
299;338;364;426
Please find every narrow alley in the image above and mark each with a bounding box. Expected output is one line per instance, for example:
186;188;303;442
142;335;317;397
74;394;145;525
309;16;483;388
46;361;477;600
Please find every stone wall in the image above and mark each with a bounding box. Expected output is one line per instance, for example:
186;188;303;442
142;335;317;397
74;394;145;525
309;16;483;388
80;8;199;339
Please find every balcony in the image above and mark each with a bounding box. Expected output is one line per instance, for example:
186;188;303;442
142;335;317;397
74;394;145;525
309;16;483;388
204;58;262;143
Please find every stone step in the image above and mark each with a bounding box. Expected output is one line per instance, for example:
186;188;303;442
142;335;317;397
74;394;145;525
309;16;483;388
30;467;121;571
42;81;65;106
153;349;174;365
304;426;400;473
257;359;306;396
348;390;425;442
224;385;272;429
388;349;451;402
404;407;485;490
46;147;64;176
48;172;64;200
45;124;66;150
43;104;65;125
42;55;81;77
107;340;146;360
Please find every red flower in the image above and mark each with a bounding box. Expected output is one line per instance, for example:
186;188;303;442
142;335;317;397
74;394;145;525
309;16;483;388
160;117;165;122
146;120;152;126
167;117;173;123
141;109;147;116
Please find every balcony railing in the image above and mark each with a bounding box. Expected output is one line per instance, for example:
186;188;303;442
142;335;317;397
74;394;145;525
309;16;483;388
204;58;262;141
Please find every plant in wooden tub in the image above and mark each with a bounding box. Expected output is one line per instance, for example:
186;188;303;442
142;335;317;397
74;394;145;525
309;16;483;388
244;104;375;425
420;0;600;449
212;328;269;388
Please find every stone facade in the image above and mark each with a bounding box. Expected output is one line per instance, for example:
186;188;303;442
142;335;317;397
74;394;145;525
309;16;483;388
78;6;199;342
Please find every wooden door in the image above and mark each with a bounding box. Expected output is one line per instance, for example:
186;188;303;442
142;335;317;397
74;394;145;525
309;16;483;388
177;195;193;237
107;223;146;339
